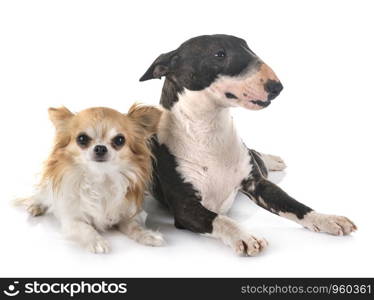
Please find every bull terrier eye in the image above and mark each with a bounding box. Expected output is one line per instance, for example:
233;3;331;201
76;133;91;147
214;50;226;58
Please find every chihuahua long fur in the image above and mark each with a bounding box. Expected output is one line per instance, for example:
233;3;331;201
17;104;164;253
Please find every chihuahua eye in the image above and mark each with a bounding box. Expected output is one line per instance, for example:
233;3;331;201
112;134;125;149
76;133;91;147
214;50;226;58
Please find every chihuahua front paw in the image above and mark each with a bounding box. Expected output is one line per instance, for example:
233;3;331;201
137;231;165;247
87;237;111;254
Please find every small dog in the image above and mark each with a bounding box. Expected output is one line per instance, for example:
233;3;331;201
17;104;164;253
140;34;356;256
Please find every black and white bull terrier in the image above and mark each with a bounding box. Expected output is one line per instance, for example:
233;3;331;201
139;34;356;256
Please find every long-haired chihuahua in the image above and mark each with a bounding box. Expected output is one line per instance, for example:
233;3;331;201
17;104;164;253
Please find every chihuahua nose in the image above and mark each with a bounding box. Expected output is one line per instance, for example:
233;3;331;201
265;79;283;100
94;145;108;157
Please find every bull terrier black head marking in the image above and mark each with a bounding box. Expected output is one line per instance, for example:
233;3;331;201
140;34;283;110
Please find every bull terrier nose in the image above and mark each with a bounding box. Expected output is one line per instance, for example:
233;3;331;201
265;80;283;100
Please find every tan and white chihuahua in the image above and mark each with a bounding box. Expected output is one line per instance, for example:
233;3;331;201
17;104;164;253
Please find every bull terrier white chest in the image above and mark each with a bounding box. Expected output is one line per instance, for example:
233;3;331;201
157;93;252;214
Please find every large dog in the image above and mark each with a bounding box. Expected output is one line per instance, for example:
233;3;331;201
140;34;356;256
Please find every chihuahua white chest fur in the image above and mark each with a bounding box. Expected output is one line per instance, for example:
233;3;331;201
158;90;252;214
78;165;133;230
49;163;137;232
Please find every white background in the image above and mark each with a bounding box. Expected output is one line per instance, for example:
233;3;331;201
0;0;373;277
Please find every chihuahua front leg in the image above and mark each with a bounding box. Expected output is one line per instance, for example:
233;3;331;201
62;220;110;253
241;177;357;236
118;217;165;247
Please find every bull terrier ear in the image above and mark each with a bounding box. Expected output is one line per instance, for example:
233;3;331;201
139;50;177;81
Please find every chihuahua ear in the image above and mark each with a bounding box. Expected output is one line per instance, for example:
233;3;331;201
139;50;177;81
48;107;74;129
128;104;162;136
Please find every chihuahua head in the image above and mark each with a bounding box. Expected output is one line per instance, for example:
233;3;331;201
47;104;161;174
